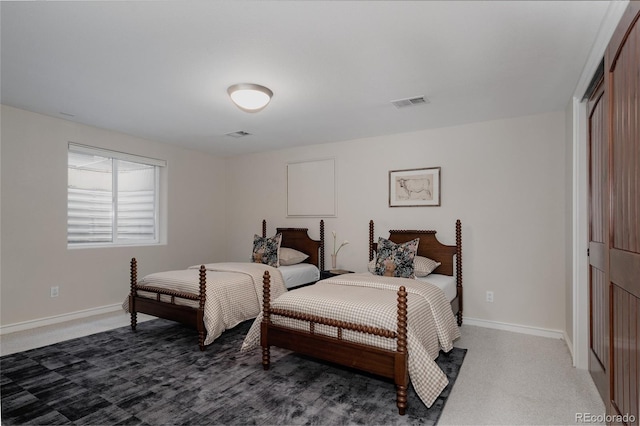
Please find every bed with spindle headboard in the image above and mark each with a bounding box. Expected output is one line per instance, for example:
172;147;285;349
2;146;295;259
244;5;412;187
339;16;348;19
243;219;462;414
125;220;324;350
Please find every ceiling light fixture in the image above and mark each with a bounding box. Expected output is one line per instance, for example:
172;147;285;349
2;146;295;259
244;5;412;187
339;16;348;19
227;83;273;113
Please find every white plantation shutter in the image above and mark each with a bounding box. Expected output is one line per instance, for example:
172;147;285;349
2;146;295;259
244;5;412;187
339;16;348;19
68;143;165;246
67;186;113;243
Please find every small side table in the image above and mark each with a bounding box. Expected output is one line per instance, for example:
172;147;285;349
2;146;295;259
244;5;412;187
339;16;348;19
320;269;354;280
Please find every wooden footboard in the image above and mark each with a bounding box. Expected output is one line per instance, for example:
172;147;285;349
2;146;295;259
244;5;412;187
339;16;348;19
260;271;410;415
129;257;208;351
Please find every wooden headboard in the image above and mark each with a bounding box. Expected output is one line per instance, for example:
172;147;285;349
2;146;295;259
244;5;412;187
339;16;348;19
264;220;325;270
368;219;462;277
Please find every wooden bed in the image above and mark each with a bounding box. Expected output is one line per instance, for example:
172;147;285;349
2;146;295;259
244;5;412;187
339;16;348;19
259;219;462;415
369;219;463;326
128;220;325;350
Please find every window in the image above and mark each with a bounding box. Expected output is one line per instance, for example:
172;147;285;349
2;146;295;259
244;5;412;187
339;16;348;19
67;143;166;247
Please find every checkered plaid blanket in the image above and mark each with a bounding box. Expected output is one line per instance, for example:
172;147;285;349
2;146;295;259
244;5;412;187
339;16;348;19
241;273;460;408
123;262;287;345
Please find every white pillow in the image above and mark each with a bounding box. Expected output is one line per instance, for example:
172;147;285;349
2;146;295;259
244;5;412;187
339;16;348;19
369;255;440;277
414;256;441;277
278;247;309;266
368;258;376;273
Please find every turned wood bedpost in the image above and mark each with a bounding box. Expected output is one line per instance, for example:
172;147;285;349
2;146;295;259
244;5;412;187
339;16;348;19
369;220;375;261
262;219;267;238
130;258;138;331
261;271;271;370
197;265;207;351
456;219;463;326
319;220;325;271
395;286;409;415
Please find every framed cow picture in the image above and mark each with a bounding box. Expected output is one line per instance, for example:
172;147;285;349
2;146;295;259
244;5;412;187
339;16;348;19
389;167;441;207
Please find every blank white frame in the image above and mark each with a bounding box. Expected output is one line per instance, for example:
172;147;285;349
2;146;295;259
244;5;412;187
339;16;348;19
287;158;336;217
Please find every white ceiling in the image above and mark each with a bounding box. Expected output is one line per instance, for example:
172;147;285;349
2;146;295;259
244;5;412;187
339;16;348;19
1;1;611;157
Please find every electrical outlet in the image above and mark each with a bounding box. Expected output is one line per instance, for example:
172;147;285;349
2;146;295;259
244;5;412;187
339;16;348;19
486;291;494;303
50;286;59;298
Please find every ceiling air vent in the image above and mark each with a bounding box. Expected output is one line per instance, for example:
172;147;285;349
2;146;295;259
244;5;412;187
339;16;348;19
225;130;252;138
390;96;430;109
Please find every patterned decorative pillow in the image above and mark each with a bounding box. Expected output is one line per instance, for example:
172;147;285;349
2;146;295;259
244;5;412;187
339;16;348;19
414;256;441;277
251;233;282;267
370;255;440;277
279;247;308;266
374;237;419;278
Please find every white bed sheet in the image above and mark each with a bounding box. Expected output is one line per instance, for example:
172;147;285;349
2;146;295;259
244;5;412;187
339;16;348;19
279;263;319;289
415;274;457;302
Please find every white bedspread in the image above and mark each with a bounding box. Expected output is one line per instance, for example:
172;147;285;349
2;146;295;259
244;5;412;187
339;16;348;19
123;262;287;346
241;272;460;408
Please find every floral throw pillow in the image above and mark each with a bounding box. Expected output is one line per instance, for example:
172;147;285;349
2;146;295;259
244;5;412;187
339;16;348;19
370;255;440;277
251;233;282;267
374;237;419;278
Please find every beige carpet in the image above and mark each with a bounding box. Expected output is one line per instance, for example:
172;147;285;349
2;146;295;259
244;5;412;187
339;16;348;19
439;326;605;425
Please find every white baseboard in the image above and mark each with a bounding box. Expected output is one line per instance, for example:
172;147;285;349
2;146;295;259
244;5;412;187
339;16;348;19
0;303;124;335
463;316;565;340
1;307;570;347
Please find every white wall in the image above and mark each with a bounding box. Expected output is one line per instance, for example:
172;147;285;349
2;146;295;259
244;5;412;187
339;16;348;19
226;111;568;332
0;106;569;334
0;105;228;326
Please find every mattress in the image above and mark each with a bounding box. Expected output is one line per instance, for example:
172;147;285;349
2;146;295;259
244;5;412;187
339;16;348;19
415;274;457;302
279;263;319;289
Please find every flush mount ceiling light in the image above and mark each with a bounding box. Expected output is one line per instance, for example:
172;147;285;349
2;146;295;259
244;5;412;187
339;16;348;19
227;83;273;113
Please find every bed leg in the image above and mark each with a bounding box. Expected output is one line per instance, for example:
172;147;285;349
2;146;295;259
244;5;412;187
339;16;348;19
456;219;463;327
261;271;272;370
396;386;407;415
130;258;138;331
396;286;408;415
262;345;271;370
369;219;375;261
198;265;207;351
320;220;325;271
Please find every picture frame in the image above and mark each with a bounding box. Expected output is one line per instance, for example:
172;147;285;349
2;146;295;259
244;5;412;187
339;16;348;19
389;167;441;207
287;158;336;217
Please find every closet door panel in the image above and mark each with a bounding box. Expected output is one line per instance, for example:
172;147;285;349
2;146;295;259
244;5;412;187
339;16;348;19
588;80;609;401
610;18;639;256
607;2;640;421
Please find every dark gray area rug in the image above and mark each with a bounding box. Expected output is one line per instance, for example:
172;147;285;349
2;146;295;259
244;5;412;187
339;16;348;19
1;319;466;425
